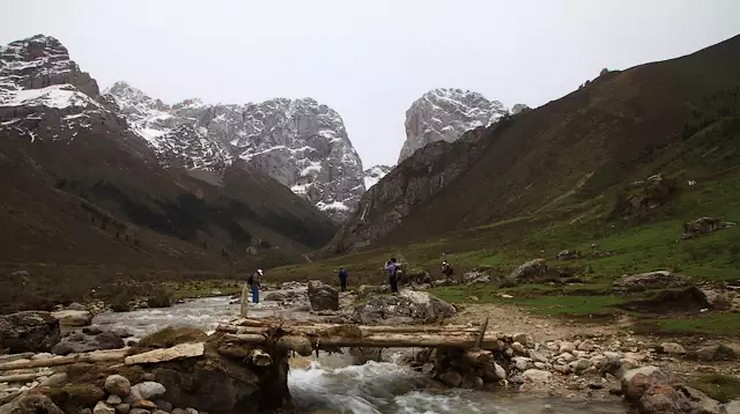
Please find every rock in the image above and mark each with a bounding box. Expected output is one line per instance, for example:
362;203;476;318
553;364;570;375
657;342;686;355
152;411;169;414
621;366;670;401
438;371;463;387
128;409;150;414
528;349;548;363
184;408;197;414
82;326;104;335
263;292;286;302
59;384;105;407
512;333;528;345
639;383;686;413
556;250;580;260
115;404;130;414
677;385;722;414
522;369;551;383
612;271;692;291
682;217;736;239
40;373;68;388
106;396;122;406
702;289;734;311
558;341;576;353
569;359;592;374
154;401;172;413
94;402;116;414
491;362;507;380
136;328;207;351
132;401;157;410
66;303;88;311
355;285;389;299
507;259;548;283
462;272;490;285
724;400;740;414
0;392;64;414
307;281;339;311
512;357;531;371
352;290;455;325
0;311;61;353
695;344;739;361
511;342;527;356
616;174;677;217
151;336;290;413
130;383;165;401
577;340;596;352
399;88;507;162
51;310;93;327
171;409;188;414
405;268;432;285
53;331;124;355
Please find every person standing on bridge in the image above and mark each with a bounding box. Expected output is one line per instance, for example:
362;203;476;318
337;267;349;292
385;258;399;294
248;268;263;304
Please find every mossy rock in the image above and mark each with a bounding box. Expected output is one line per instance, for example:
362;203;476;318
132;326;208;354
42;383;105;410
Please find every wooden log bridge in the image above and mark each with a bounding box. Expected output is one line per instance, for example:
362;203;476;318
216;318;501;356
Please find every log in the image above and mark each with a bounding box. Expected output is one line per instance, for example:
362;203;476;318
0;353;35;364
0;370;53;383
125;342;204;365
224;332;501;350
218;324;483;337
0;349;128;372
475;317;489;349
249;349;272;367
240;284;250;318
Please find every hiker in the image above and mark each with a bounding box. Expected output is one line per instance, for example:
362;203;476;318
337;267;349;292
385;258;399;293
441;260;454;280
248;268;263;304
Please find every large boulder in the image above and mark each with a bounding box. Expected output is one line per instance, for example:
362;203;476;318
621;366;671;401
307;281;339;311
0;392;64;414
507;259;548;283
356;285;389;299
462;272;491;286
556;250;581;260
612;271;692;292
51;310;93;327
702;288;734;311
136;330;291;414
682;217;736;239
353;290;455;325
0;311;60;353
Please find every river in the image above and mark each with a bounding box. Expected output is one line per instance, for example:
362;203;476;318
93;295;628;414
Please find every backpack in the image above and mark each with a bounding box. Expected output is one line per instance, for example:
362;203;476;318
247;274;254;287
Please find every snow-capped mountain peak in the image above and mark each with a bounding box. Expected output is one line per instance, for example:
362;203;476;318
104;83;365;221
399;88;509;162
363;165;393;190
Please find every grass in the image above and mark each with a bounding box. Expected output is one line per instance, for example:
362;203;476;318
632;313;740;338
690;374;740;403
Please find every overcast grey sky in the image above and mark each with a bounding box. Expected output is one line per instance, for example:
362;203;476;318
2;1;739;167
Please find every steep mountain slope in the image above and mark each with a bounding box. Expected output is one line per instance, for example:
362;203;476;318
0;35;336;270
330;34;740;253
105;82;365;221
399;88;509;162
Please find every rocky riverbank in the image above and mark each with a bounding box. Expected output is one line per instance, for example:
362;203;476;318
0;280;738;414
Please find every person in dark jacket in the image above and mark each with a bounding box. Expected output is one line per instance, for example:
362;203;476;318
337;267;349;292
385;258;399;293
247;269;263;304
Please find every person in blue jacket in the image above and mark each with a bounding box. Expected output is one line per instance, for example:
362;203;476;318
337;267;349;292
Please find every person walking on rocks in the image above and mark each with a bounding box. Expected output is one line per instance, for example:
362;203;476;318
248;269;263;304
385;258;399;294
337;267;349;292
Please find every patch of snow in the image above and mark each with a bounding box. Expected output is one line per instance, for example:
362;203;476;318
316;201;350;211
0;84;101;109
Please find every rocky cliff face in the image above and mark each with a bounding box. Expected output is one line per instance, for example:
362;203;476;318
326;126;492;254
399;88;509;162
105;83;365;221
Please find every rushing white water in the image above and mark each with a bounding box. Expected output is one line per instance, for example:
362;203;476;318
93;295;629;414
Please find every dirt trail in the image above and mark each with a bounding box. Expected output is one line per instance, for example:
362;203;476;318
449;303;621;343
